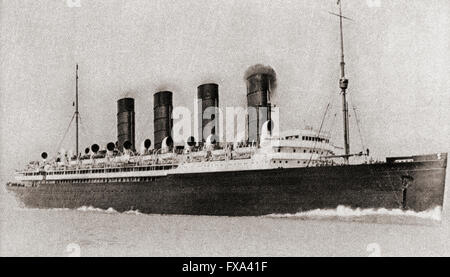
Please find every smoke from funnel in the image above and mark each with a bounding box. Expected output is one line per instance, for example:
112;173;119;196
244;64;277;90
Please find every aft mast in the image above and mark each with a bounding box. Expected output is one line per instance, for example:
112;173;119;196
75;64;79;159
336;0;350;163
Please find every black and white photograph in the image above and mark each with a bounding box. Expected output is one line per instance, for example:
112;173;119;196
0;0;449;259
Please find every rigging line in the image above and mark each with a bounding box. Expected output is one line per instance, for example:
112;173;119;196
306;102;331;167
322;92;339;136
326;92;343;154
349;93;366;151
329;111;338;143
321;92;339;143
352;104;365;151
331;98;342;144
55;112;76;154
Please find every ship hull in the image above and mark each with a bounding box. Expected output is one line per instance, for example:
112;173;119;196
6;155;447;216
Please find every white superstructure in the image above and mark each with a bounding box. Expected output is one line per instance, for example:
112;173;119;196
15;129;348;184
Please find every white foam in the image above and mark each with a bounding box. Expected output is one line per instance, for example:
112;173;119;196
76;206;118;214
14;205;145;215
267;205;442;221
124;209;143;215
75;206;145;215
14;207;71;212
106;207;118;213
49;208;71;212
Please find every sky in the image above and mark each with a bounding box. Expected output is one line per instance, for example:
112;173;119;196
1;0;449;180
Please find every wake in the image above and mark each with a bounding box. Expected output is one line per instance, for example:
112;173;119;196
14;205;443;224
266;205;442;222
76;206;143;215
14;206;143;215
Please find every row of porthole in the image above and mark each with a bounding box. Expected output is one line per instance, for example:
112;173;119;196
199;162;249;167
273;160;311;164
47;166;174;176
53;177;158;184
276;148;326;155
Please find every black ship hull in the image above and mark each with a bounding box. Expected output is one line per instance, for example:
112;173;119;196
6;154;447;216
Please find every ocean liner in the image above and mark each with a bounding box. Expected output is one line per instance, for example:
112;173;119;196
6;2;447;216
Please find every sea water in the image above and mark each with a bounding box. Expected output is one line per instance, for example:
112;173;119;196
1;174;449;257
